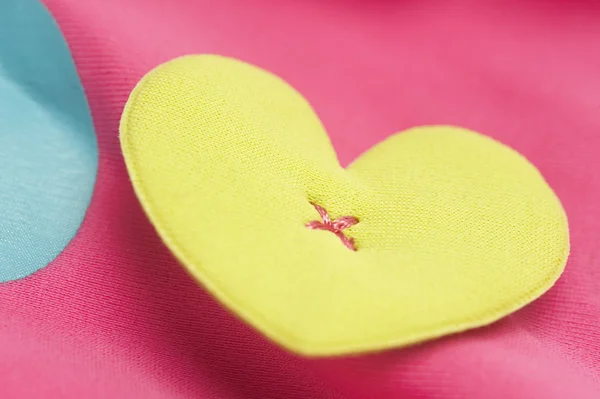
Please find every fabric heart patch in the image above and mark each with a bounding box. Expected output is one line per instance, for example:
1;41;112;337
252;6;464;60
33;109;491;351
120;55;569;356
0;0;97;282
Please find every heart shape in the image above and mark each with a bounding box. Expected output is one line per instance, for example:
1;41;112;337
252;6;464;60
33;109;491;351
0;0;97;282
120;55;569;356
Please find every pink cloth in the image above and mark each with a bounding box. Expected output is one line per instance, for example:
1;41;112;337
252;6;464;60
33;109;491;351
2;0;600;397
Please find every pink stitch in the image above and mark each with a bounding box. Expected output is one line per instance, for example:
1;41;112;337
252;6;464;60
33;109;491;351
306;203;359;251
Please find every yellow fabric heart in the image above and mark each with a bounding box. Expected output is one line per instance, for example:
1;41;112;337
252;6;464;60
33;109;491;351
120;55;569;356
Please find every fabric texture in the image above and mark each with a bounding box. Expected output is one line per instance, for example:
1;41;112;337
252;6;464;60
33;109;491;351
1;0;600;398
120;55;568;356
0;0;97;282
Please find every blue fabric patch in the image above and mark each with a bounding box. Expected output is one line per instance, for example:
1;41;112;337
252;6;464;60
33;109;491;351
0;0;98;282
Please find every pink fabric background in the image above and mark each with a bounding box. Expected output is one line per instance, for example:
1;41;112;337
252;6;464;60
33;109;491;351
2;0;600;397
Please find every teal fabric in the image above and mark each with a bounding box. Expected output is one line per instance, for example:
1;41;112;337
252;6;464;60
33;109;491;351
0;0;98;282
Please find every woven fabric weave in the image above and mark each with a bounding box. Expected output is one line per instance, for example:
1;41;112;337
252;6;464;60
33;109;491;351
1;0;599;398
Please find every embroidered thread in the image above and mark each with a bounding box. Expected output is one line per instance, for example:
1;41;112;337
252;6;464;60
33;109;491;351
306;203;359;251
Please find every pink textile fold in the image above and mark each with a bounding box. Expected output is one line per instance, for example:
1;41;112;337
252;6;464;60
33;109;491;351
1;0;599;397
